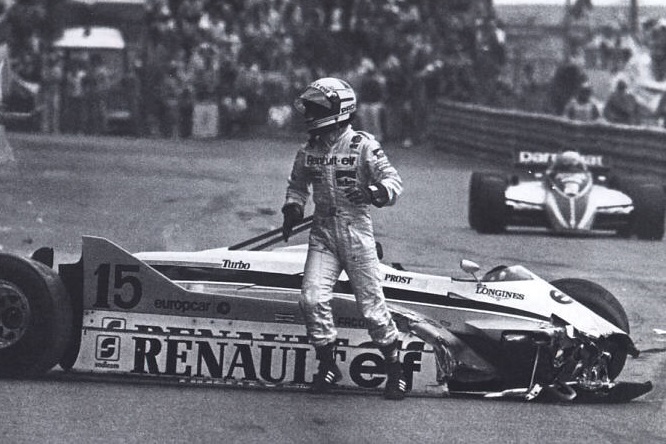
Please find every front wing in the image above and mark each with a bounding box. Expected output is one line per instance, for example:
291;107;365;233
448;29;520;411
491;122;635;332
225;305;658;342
505;183;632;232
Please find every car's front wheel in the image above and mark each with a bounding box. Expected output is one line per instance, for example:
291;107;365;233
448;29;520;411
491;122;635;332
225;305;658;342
0;254;73;378
468;172;508;234
550;278;629;380
614;177;665;240
631;183;665;240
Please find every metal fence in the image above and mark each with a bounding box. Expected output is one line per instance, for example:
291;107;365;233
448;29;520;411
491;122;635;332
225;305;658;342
429;100;666;180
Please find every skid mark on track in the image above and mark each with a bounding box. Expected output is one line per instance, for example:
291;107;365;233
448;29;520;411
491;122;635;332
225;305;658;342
202;192;238;215
641;330;666;354
236;207;278;222
257;207;276;215
228;423;266;433
640;348;666;354
236;210;255;221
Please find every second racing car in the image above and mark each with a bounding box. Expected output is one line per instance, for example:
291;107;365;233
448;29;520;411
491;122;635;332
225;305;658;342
469;150;665;239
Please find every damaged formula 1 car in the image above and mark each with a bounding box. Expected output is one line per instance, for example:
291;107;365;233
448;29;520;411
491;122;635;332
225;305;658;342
469;150;665;240
0;219;653;402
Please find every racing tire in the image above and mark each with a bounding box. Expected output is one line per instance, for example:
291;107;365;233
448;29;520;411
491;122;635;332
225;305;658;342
0;254;73;378
550;278;629;380
631;183;665;240
468;172;508;234
615;177;665;240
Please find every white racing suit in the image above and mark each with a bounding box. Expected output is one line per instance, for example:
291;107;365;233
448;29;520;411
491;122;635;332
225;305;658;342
285;125;403;348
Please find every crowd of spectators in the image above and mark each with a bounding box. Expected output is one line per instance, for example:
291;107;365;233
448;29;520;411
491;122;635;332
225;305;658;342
9;48;114;135
3;0;503;142
548;63;641;126
583;27;635;74
505;15;666;128
133;0;498;142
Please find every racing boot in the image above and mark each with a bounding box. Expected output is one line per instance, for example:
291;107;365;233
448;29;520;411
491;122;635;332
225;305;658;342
310;343;342;393
380;340;408;401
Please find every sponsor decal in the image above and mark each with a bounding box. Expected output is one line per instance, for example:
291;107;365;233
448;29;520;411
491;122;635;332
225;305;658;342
94;361;120;369
102;317;126;330
348;341;424;389
340;104;356;113
384;274;413;285
96;335;121;361
92;263;143;310
518;151;605;167
132;324;309;340
475;284;525;301
580;154;605;167
82;313;435;391
131;327;306;382
217;302;231;314
220;259;250;270
518;151;557;164
311;81;333;93
129;328;426;389
336;170;357;187
550;289;573;304
154;299;212;313
306;154;357;167
372;148;386;160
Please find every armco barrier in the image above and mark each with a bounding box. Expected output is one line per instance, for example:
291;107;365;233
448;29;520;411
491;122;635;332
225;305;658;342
429;100;666;180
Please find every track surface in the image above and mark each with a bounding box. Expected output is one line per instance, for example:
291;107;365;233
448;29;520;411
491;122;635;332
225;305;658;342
0;133;664;443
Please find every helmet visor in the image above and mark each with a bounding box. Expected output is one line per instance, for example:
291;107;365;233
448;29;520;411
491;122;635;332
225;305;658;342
294;86;336;115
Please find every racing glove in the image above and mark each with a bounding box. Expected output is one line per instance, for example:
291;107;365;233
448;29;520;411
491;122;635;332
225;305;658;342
345;183;390;207
281;203;304;241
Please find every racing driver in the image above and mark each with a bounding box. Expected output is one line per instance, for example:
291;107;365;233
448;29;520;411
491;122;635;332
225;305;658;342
547;151;591;196
281;77;408;400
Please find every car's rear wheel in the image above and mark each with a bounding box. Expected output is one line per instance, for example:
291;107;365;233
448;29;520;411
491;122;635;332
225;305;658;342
550;278;628;380
0;254;73;378
468;172;508;234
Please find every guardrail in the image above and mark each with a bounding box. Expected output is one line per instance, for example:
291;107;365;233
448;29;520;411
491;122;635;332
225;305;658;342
429;100;666;180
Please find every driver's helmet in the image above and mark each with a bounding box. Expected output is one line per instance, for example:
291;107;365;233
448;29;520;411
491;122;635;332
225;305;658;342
294;77;356;132
549;151;588;175
577;81;592;102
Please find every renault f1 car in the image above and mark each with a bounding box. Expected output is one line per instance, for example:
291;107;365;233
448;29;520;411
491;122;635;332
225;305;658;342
0;219;652;402
469;150;665;240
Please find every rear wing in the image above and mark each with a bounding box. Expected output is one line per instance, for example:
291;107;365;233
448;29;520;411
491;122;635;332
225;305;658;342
514;150;610;173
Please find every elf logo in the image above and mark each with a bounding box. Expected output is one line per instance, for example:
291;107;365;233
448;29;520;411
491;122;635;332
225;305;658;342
306;155;357;167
